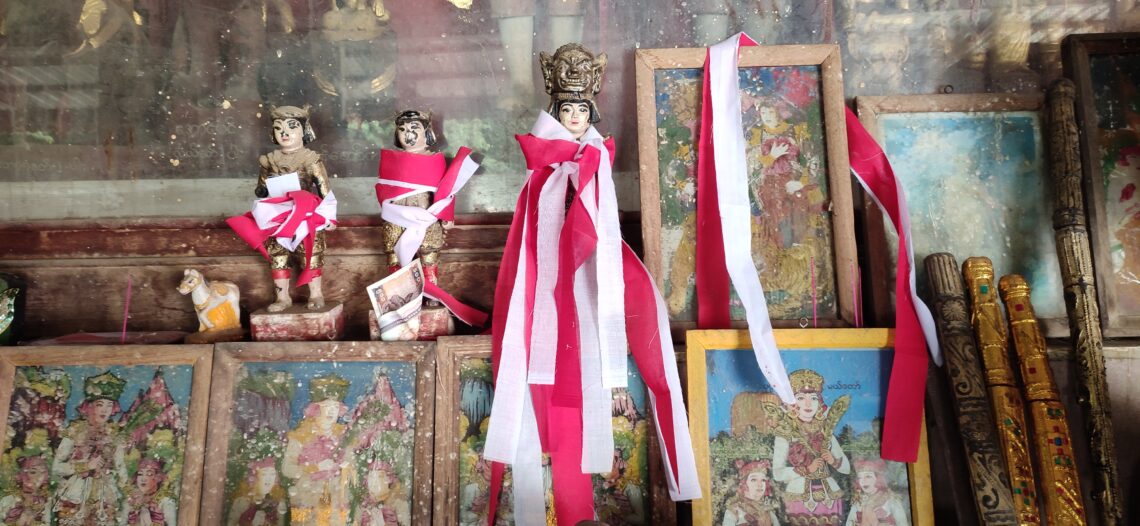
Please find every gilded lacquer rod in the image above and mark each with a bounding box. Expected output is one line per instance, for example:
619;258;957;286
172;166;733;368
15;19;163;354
952;257;1038;526
1047;78;1122;525
1000;275;1087;526
922;253;1017;525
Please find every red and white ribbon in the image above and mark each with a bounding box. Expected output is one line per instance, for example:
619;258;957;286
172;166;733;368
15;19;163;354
377;148;479;267
485;112;700;525
845;107;940;462
375;148;488;327
226;190;337;286
697;33;794;403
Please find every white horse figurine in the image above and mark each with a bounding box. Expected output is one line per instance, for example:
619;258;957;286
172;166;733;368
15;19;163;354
178;269;241;333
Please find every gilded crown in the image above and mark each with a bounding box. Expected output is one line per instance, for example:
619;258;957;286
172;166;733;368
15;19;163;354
789;369;824;393
84;371;126;401
539;43;608;120
309;373;350;403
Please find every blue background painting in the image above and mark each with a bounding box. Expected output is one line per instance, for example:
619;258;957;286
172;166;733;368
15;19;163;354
50;365;194;420
705;348;891;436
879;111;1063;319
241;361;416;425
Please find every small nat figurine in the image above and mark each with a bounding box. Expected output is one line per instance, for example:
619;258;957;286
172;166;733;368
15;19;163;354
374;109;485;339
178;269;242;343
228;105;338;314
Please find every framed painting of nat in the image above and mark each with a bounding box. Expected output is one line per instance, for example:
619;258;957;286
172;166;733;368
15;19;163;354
634;45;858;337
1064;33;1140;337
432;336;672;525
0;345;213;525
686;329;933;526
855;94;1068;337
200;342;435;526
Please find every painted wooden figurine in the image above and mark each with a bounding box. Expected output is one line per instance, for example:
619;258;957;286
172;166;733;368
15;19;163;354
178;269;243;343
227;105;339;315
375;110;484;338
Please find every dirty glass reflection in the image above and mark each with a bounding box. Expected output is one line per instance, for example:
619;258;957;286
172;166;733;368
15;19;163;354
0;0;1132;219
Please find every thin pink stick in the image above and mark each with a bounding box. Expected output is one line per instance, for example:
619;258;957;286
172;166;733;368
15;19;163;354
810;256;817;328
120;275;133;343
851;262;861;328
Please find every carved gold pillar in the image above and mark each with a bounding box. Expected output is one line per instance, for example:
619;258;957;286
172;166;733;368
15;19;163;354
960;258;1040;526
924;253;1018;525
1047;78;1122;525
1000;275;1087;526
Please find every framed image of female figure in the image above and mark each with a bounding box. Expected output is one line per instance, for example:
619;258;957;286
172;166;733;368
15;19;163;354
686;329;933;526
0;345;213;526
199;341;435;526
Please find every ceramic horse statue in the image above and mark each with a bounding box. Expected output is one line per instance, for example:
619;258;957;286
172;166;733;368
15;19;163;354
178;269;241;334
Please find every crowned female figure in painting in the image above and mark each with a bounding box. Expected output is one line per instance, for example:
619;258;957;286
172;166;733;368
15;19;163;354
53;371;129;526
227;105;338;314
227;457;287;526
845;459;908;526
121;457;177;526
768;369;851;526
0;454;52;525
354;458;410;526
722;459;781;526
282;374;352;526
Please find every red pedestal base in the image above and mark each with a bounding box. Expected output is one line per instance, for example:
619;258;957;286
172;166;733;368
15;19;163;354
251;302;344;342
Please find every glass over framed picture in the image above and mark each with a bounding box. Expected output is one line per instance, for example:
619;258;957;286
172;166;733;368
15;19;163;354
0;345;213;526
432;335;670;525
855;94;1067;337
634;45;858;337
199;341;435;526
1064;33;1140;337
686;329;933;526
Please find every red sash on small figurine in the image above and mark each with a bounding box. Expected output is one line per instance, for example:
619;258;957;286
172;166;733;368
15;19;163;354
227;190;337;287
484;112;700;526
375;147;487;327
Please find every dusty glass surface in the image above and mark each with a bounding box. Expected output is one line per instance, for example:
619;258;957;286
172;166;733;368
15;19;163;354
0;0;1131;220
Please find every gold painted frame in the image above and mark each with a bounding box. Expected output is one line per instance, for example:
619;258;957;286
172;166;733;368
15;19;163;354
686;329;933;526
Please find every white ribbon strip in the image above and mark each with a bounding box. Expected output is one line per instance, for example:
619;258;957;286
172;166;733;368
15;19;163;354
483;198;532;464
576;252;616;473
852;168;942;364
633;254;702;499
709;33;793;403
512;391;548;526
527;162;570;385
379;155;480;267
582;129;629;390
250;191;338;252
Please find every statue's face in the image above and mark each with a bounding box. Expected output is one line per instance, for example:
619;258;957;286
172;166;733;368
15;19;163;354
792;391;820;422
559;102;591;139
273;118;304;151
396;120;429;153
744;471;768;499
553;49;594;93
760;106;780;128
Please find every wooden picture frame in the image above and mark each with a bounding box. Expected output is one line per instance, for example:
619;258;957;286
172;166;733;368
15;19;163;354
635;45;857;338
1064;33;1140;337
856;94;1069;338
200;341;435;525
686;329;933;526
432;335;673;525
0;345;213;526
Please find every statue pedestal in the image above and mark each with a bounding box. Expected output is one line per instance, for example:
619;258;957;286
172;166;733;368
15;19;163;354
251;303;344;342
369;306;454;341
184;327;244;344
